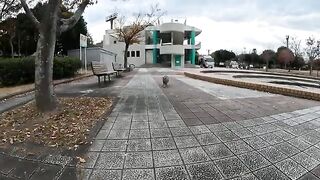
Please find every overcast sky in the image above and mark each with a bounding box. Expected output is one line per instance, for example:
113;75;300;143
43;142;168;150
83;0;320;54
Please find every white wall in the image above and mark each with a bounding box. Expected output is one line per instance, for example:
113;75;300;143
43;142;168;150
146;50;153;64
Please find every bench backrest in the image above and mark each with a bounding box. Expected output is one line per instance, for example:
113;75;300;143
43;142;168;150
91;61;108;75
112;62;123;71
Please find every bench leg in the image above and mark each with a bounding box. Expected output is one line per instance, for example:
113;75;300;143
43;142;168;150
104;75;106;83
108;75;111;82
98;76;100;85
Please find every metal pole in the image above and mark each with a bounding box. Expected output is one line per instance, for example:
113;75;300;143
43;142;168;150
84;47;87;74
80;47;82;73
286;35;289;48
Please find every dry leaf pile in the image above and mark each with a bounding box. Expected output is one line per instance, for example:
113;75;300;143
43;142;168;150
0;97;113;149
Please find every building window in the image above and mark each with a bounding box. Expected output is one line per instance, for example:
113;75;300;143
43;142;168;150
127;51;130;57
136;51;140;57
131;51;135;57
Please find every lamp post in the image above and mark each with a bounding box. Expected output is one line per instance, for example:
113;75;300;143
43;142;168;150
286;35;289;48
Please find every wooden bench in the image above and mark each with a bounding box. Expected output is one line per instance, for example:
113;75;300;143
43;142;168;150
112;62;126;76
91;61;117;85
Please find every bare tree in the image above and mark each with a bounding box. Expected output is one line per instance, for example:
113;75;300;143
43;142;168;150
260;49;275;72
115;4;165;69
0;0;20;21
20;0;95;112
290;36;303;57
305;37;320;75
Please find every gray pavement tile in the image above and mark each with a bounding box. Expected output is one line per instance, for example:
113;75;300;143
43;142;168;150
186;162;223;180
129;129;150;139
108;129;130;140
88;140;105;152
304;146;320;161
203;143;233;160
170;127;193;137
253;165;290;180
122;169;155;180
153;150;183;167
298;173;320;180
112;121;131;130
83;152;99;169
258;146;287;163
102;140;127;152
43;155;72;167
101;122;113;130
150;128;172;138
167;120;187;128
292;152;320;171
214;130;240;142
273;130;295;141
116;115;132;122
133;115;148;122
189;125;211;135
275;158;308;180
238;151;271;171
95;129;110;139
95;152;125;169
155;166;190;180
242;136;269;150
206;123;229;132
288;137;312;151
174;136;200;149
151;137;177;150
195;133;221;146
149;121;168;129
260;133;284;145
179;147;210;164
90;169;121;180
231;128;255;138
31;165;62;180
214;156;250;179
225;140;254;155
222;121;244;130
312;165;320;178
131;121;149;129
230;173;258;180
237;119;257;127
274;142;300;157
164;113;182;120
300;131;320;145
127;139;151;151
124;152;153;168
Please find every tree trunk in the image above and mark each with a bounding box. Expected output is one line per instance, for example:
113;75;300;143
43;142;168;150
266;60;269;72
310;59;313;76
34;1;59;112
124;43;129;70
9;34;15;58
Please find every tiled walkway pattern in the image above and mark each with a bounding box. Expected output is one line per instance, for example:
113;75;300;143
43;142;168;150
82;70;320;180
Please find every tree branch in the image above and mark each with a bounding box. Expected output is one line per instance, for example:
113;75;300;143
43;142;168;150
59;0;90;33
20;0;40;29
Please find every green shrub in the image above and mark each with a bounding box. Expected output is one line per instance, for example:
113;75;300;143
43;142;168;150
0;57;81;86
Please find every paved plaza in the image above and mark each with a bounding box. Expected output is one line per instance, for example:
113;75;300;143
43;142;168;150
81;69;320;180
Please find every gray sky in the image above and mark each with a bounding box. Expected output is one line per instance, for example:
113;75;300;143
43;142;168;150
83;0;320;54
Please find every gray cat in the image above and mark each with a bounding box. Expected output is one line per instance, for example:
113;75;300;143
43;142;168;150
162;75;169;88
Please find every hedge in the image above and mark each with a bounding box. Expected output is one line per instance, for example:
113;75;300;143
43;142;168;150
0;57;81;86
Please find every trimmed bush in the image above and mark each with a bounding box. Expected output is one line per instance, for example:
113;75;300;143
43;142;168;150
0;57;81;86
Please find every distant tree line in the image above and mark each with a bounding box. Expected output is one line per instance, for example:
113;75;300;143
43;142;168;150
0;2;93;58
210;36;320;75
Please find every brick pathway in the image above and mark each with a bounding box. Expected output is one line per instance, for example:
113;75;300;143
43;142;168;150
81;69;320;180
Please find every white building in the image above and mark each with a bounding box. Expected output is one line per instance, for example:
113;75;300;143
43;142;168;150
103;21;202;68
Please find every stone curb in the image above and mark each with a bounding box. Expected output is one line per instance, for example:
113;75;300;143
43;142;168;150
0;74;93;102
185;72;320;101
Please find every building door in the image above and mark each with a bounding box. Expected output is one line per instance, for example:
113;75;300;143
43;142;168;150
175;55;181;67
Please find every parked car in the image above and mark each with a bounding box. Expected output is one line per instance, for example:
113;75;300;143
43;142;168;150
203;56;214;68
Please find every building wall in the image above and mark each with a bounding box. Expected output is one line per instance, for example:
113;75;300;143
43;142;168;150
67;47;116;70
145;50;153;64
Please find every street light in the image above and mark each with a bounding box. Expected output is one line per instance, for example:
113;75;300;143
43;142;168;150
286;35;289;48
